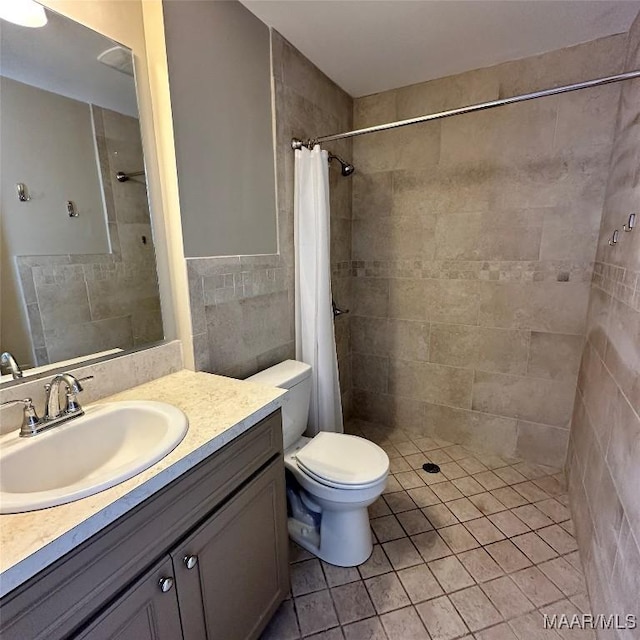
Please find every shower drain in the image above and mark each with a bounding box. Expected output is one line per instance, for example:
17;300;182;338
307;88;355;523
422;462;441;474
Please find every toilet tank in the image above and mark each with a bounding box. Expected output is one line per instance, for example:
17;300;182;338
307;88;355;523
246;360;311;450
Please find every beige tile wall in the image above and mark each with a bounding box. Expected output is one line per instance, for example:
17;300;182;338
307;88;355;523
188;31;354;408
187;254;294;378
567;11;640;633
350;35;627;464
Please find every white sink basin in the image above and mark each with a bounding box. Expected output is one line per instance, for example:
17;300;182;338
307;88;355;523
0;401;188;514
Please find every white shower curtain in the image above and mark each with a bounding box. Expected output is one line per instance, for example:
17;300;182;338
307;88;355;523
294;145;344;435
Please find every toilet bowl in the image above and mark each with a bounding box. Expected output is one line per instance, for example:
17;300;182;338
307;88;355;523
246;360;389;567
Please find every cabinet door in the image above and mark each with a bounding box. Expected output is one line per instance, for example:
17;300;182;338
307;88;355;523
172;458;288;640
73;556;183;640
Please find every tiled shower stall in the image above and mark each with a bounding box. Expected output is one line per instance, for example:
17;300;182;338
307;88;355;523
349;32;623;466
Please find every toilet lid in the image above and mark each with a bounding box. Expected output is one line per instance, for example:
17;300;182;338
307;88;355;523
295;432;389;487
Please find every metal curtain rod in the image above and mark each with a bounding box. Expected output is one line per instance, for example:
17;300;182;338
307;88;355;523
291;69;640;150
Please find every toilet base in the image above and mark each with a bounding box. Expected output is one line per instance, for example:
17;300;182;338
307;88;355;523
288;505;373;567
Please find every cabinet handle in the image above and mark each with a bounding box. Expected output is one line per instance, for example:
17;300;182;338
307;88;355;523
184;555;198;570
158;577;174;593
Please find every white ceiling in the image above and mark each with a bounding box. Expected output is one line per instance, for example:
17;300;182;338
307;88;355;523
241;0;640;97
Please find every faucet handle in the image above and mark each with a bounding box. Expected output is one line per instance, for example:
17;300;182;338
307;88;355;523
1;397;32;409
65;392;80;413
0;398;41;437
77;375;94;386
65;376;93;414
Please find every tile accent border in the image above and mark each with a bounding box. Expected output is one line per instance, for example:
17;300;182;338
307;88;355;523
352;260;593;283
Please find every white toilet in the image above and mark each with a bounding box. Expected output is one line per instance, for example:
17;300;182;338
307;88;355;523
247;360;389;567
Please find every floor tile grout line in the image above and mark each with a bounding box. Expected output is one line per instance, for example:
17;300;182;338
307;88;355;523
289;590;303;639
367;528;580;576
373;498;573;539
289;579;588;631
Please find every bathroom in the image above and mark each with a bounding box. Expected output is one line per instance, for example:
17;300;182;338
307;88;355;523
0;0;639;638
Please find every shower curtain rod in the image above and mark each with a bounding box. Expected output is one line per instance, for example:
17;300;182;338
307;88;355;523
291;69;640;150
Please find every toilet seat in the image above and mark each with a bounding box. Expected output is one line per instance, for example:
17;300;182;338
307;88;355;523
295;464;385;490
295;432;389;489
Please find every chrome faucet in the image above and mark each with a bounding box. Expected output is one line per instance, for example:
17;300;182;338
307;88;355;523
0;352;23;379
0;372;93;437
44;373;92;421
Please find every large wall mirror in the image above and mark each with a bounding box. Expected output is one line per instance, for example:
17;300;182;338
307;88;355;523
0;4;164;383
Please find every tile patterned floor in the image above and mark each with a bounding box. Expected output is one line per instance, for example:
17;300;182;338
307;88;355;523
260;424;592;640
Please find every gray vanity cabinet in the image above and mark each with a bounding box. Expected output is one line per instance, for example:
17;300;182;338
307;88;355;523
73;556;183;640
0;410;288;640
173;460;287;640
73;460;287;640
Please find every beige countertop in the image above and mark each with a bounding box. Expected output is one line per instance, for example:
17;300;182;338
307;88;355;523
0;369;285;598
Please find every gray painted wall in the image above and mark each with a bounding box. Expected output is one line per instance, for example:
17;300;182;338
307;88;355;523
163;0;277;258
1;77;110;258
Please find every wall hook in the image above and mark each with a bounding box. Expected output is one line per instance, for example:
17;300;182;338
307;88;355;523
608;229;620;246
623;213;636;231
16;183;31;202
67;201;79;218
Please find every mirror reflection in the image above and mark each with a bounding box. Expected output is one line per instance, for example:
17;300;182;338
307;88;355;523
0;6;163;381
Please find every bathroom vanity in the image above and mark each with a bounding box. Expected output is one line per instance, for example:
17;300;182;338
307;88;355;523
0;371;288;640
